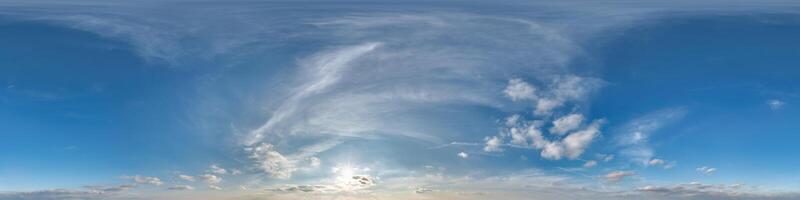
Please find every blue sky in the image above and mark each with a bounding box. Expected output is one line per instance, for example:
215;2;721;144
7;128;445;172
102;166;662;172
1;1;799;200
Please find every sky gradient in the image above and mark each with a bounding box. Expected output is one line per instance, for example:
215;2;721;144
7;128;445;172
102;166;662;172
1;1;799;200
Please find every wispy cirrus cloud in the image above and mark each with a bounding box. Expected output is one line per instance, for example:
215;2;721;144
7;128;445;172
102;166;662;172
615;108;687;165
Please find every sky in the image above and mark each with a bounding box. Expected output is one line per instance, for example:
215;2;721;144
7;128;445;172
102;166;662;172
1;1;800;200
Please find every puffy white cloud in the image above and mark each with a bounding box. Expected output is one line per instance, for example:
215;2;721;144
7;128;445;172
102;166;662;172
246;143;296;179
604;171;635;182
509;127;528;146
550;113;584;135
541;142;565;160
483;136;503;152
168;185;194;191
583;160;597;168
121;175;162;186
200;174;222;184
457;151;469;159
487;114;603;160
178;175;194;182
504;78;536;101
209;164;227;174
535;98;563;116
697;166;717;175
561;120;603;159
767;99;785;110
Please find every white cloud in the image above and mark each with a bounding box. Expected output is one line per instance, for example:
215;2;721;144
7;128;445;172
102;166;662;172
121;175;162;186
509;127;528;146
697;166;717;175
246;143;296;179
561;120;604;159
583;160;597;168
209;185;223;190
550;113;584;135
767;99;785;110
638;181;758;198
489;114;603;160
178;175;194;182
483;136;503;152
540;142;565;160
84;184;136;193
457;152;469;159
604;171;635;182
616;108;687;165
209;164;228;174
535;98;563;116
168;185;194;191
597;154;615;162
648;158;665;166
647;159;676;169
200;174;222;184
308;157;321;168
504;78;537;101
534;76;604;116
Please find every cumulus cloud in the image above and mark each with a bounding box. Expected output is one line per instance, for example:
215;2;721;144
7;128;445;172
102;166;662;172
121;175;163;186
483;136;503;152
604;171;635;182
534;76;604;116
550;114;584;135
168;185;194;191
178;175;194;182
200;174;222;184
697;166;717;175
246;143;296;179
485;113;604;160
457;152;469;159
504;78;537;101
767;99;785;110
561;120;604;159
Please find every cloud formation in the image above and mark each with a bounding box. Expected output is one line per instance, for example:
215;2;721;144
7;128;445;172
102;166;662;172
604;171;636;182
697;166;718;175
122;175;163;186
